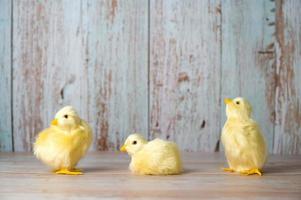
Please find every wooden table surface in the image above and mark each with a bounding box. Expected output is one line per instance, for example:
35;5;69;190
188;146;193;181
0;152;300;200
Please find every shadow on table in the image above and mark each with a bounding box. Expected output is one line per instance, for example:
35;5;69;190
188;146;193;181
83;167;117;173
83;167;201;174
263;164;301;174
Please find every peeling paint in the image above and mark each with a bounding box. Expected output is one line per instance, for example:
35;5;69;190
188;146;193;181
6;0;301;154
273;0;301;154
178;72;190;83
150;0;221;151
109;0;118;22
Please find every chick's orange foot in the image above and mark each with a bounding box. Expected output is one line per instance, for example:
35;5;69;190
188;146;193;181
240;168;262;176
54;168;83;175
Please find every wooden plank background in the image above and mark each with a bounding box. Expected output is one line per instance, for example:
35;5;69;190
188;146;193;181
149;0;222;152
0;0;300;154
221;0;276;152
0;0;12;151
273;0;301;154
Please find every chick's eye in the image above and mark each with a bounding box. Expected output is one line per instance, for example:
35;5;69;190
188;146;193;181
236;101;240;105
64;115;68;119
132;141;137;145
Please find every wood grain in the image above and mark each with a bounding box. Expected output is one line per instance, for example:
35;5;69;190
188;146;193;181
221;0;276;152
149;0;222;151
274;0;301;154
0;152;301;199
0;0;300;154
84;0;148;150
12;0;91;151
0;0;12;151
12;0;148;151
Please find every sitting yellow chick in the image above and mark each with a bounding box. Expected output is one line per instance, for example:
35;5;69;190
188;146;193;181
221;97;267;176
34;106;92;175
120;134;182;175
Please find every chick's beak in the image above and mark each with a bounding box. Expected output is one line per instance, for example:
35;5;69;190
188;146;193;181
224;98;232;105
51;119;58;126
120;145;127;152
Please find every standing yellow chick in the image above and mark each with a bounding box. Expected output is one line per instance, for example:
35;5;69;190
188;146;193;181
120;134;182;175
34;106;92;175
221;97;267;176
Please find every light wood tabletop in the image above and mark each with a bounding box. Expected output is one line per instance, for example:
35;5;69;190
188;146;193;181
0;152;300;200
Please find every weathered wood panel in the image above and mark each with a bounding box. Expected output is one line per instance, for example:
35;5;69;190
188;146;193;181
274;0;301;154
149;0;222;151
2;0;301;153
12;0;148;151
85;0;148;150
13;0;91;151
0;0;12;151
221;0;276;152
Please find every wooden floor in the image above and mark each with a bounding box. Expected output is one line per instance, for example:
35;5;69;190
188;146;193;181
0;152;301;200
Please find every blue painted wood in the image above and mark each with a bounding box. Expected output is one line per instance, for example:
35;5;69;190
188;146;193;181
84;0;149;150
12;0;96;151
149;0;222;151
0;0;299;154
221;0;276;152
12;0;148;151
274;0;301;154
0;0;12;152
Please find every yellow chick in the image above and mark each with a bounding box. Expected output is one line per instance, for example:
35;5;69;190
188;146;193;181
34;106;92;175
120;134;182;175
221;97;267;176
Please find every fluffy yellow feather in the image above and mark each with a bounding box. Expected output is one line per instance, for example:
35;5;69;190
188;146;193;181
120;134;182;175
221;97;267;176
34;106;92;175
